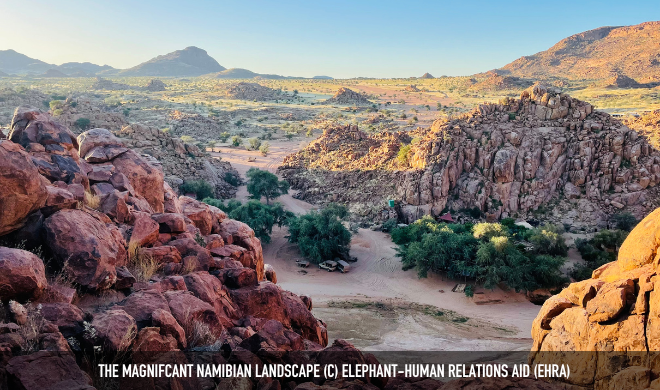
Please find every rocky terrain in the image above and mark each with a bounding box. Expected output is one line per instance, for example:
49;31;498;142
280;85;660;228
115;123;239;198
530;206;660;389
626;110;660;149
92;77;132;90
501;21;660;83
55;98;129;132
0;87;48;127
144;79;166;91
224;82;280;101
469;71;533;92
321;87;373;106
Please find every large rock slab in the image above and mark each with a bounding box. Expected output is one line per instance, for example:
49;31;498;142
44;209;127;290
0;140;48;235
0;247;47;302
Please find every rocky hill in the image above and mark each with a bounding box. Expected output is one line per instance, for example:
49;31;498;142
280;85;660;229
501;21;660;82
626;110;660;148
224;82;279;101
321;87;372;106
0;49;115;75
120;46;225;77
209;67;287;79
115;123;239;198
530;207;660;389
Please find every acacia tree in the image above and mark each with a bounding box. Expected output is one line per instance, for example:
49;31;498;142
287;203;352;263
246;168;290;205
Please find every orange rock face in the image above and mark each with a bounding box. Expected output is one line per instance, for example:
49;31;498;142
0;140;48;235
531;206;660;388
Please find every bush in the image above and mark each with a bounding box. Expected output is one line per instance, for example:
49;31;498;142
75;118;91;130
612;212;637;231
259;142;270;156
231;135;242;147
246;168;289;204
180;135;196;144
179;180;214;200
528;224;568;257
248;138;261;151
287;203;352;263
219;132;231;142
224;172;241;186
397;144;412;166
382;218;398;232
49;100;64;111
473;222;508;241
570;229;629;281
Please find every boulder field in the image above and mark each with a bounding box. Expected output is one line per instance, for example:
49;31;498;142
280;85;660;229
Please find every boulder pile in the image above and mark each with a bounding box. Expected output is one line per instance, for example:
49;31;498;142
531;206;660;389
115;123;239;198
91;77;131;90
321;87;372;106
224;82;279;101
55;98;128;132
144;79;166;92
281;85;660;228
0;106;333;389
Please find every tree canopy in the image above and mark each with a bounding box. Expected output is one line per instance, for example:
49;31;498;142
246;168;290;204
287;203;352;263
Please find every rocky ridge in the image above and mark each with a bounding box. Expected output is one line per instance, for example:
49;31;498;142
280;85;660;228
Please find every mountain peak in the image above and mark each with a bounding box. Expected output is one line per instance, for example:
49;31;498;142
121;46;225;77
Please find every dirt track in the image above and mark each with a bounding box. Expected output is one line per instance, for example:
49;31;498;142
211;141;540;351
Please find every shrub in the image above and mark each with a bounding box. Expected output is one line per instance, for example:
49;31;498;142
248;138;261;151
571;229;629;281
397;144;412;166
259;142;270;156
246;168;289;204
219;132;231;142
472;222;507;241
179;180;214;199
180;135;196;144
287;203;352;263
528;224;568;256
382;218;398;232
49;100;64;111
612;212;637;231
75;118;91;130
231;135;242;147
224;171;241;186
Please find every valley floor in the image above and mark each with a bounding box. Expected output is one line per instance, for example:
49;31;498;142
210;140;540;352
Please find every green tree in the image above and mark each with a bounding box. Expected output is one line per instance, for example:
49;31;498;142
231;135;242;147
248;138;261;151
204;198;292;243
287;204;352;263
528;224;568;256
612;212;637;231
259;142;270;156
75;118;91;130
246;168;289;204
180;180;214;199
219;132;231;142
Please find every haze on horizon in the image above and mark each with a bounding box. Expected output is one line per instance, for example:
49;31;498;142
1;0;659;79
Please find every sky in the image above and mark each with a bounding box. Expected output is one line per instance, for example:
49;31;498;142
0;0;659;78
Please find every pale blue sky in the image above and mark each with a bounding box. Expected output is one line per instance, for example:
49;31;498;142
0;0;658;78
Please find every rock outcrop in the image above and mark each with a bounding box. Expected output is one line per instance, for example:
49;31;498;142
321;88;372;106
224;82;279;101
530;206;660;388
115;123;239;198
281;85;659;228
144;79;166;92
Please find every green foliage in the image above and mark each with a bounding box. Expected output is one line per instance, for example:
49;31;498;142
527;224;568;256
179;180;214;200
224;172;241;186
612;212;637;231
464;284;474;298
381;218;398;232
397;144;412;166
393;217;567;292
123;108;130;117
571;229;629;281
219;132;231;142
75;118;91;130
49;100;64;111
203;198;293;243
246;168;289;204
287;203;352;263
247;138;261;151
259;142;270;156
180;135;196;144
231;135;242;147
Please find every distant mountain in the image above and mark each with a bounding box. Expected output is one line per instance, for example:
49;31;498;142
0;70;8;77
0;49;51;74
501;21;660;82
120;46;225;77
41;69;69;78
419;73;434;79
312;75;333;80
57;62;115;75
208;68;288;80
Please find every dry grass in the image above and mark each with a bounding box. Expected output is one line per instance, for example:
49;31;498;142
182;313;215;348
16;303;48;353
127;242;159;282
181;257;199;275
84;191;101;210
